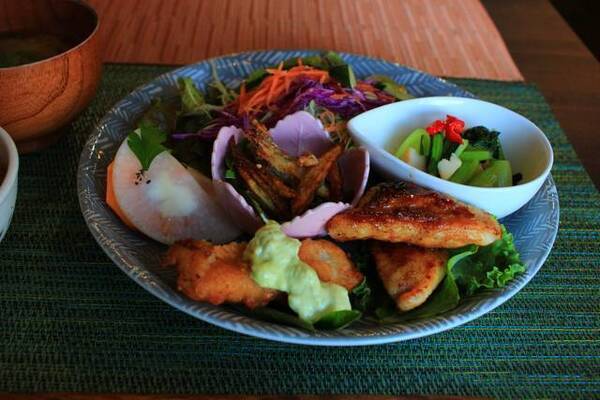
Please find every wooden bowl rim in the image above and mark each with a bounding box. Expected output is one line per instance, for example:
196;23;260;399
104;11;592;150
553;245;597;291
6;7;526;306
0;0;100;71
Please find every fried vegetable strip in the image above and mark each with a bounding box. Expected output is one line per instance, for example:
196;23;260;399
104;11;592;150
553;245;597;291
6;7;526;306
245;128;302;183
291;144;343;215
230;140;292;218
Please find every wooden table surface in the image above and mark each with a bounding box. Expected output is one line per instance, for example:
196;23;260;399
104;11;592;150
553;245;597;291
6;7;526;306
3;0;598;399
89;0;522;81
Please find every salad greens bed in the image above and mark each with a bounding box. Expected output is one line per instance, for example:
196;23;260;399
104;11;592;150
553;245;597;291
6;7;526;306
123;52;525;330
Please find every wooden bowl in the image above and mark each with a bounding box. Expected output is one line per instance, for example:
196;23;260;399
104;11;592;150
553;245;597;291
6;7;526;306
0;0;102;153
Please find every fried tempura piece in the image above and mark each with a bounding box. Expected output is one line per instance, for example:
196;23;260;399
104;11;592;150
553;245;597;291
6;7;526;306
291;144;343;215
371;242;447;311
327;182;502;248
298;239;363;290
162;240;278;309
163;238;362;308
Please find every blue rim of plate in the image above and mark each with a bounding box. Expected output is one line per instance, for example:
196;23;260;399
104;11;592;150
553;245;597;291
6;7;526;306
77;50;559;346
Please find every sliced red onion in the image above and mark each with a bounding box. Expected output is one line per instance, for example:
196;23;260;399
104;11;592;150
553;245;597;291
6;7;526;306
211;126;243;180
281;202;350;238
269;111;332;157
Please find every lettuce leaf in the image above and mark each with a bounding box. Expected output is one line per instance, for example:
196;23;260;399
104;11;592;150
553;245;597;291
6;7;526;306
178;77;205;113
451;225;525;295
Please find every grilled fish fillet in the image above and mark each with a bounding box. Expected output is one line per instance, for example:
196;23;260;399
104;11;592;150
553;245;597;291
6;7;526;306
327;182;502;248
371;241;447;311
163;238;363;308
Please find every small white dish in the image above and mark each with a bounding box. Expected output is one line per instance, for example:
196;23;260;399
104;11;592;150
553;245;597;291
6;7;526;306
347;96;554;218
0;126;18;242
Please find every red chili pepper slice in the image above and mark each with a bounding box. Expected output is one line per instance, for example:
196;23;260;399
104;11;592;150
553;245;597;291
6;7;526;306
426;120;445;135
425;115;465;143
445;115;465;144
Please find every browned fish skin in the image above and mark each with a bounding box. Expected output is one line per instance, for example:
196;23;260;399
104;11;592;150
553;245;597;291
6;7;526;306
371;242;447;311
327;182;502;248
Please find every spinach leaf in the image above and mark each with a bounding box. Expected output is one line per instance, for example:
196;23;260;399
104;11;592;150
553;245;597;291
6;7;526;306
462;126;503;158
343;241;393;314
314;310;362;330
247;307;315;332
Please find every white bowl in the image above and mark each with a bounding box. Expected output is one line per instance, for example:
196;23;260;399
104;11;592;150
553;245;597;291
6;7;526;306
347;97;553;218
0;126;18;242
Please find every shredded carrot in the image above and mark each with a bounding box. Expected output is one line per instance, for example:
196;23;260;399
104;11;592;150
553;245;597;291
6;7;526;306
330;93;348;100
265;72;279;106
238;63;330;115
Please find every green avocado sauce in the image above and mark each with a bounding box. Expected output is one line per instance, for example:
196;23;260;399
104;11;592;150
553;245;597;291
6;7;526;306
244;221;351;323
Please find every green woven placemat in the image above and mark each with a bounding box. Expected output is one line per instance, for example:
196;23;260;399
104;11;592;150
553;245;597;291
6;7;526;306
1;64;598;398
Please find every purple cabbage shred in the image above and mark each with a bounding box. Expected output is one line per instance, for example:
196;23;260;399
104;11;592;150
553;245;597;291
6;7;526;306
170;76;395;141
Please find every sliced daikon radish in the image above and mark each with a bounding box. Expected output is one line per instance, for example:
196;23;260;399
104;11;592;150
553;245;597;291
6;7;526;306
112;140;241;244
